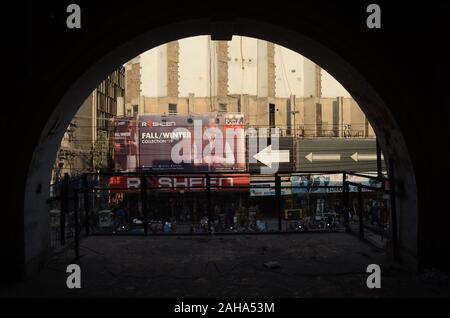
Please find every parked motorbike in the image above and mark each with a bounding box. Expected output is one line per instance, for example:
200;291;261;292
149;220;163;233
288;220;305;231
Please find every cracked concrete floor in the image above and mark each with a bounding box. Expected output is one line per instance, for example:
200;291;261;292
1;233;450;298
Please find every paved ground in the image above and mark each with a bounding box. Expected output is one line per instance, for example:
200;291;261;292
1;233;450;298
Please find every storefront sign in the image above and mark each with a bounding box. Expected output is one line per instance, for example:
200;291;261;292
291;173;381;193
250;182;292;196
109;174;250;192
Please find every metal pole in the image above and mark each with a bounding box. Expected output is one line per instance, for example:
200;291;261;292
275;174;282;232
389;159;399;261
340;97;344;138
61;173;69;246
345;180;351;232
136;118;140;172
73;190;80;260
140;176;148;235
376;139;382;179
206;174;213;234
83;174;90;236
342;172;349;231
358;185;364;239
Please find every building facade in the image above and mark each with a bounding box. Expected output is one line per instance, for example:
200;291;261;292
52;67;125;182
53;36;375;181
124;36;374;138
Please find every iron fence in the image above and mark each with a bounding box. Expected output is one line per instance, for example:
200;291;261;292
46;168;397;261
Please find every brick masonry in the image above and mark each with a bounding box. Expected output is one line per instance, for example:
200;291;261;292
217;41;228;97
167;41;180;97
125;62;141;104
315;64;322;98
217;41;229;98
267;42;276;97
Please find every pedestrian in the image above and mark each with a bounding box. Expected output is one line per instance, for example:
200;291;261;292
227;203;236;229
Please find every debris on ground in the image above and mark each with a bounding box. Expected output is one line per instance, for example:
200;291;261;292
264;261;281;269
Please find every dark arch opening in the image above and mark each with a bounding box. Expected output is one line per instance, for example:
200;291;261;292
23;18;418;276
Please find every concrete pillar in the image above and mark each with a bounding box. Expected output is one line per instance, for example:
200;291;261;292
139;96;145;115
290;94;296;134
338;97;343;137
303;98;316;137
91;91;97;144
188;93;195;113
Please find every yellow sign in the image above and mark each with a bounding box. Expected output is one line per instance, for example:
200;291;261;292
284;208;303;220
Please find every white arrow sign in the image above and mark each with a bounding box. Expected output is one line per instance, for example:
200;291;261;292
253;145;290;168
305;152;341;162
350;152;384;162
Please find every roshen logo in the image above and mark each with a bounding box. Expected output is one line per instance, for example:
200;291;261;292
141;121;176;127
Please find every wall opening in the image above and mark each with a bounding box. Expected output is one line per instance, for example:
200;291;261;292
23;19;418;276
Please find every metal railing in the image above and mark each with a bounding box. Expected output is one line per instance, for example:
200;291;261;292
342;164;398;260
47;167;398;261
243;124;372;138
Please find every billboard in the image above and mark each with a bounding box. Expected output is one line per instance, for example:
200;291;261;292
291;173;381;193
296;138;385;172
112;115;139;172
138;113;245;172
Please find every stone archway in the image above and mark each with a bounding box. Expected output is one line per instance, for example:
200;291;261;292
23;18;418;275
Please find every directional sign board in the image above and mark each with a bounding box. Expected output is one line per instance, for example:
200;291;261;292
296;138;385;172
253;145;290;169
249;136;294;172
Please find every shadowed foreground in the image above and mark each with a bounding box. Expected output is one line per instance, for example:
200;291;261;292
2;233;449;298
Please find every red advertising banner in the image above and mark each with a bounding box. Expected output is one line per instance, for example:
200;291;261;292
148;174;250;192
109;174;250;193
109;176;141;193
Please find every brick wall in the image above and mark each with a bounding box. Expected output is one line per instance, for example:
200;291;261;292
125;62;141;104
167;41;179;97
315;64;322;98
217;41;229;97
267;42;276;97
